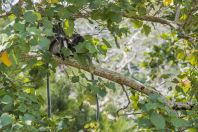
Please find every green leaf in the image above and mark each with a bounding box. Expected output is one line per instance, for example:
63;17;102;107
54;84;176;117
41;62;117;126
130;93;139;110
91;85;100;93
145;103;158;111
138;118;152;128
186;51;198;66
90;0;103;9
160;74;171;79
133;20;143;29
102;38;112;48
12;123;23;130
85;43;97;54
27;27;41;35
14;22;25;32
141;24;151;36
150;113;166;129
43;28;54;36
0;89;6;97
105;82;116;92
73;53;88;65
108;12;122;23
63;19;74;37
177;49;185;60
24;11;37;23
57;8;72;19
38;37;50;49
149;93;160;101
45;8;55;18
71;76;79;83
138;6;147;16
1;95;13;104
175;85;185;95
172;78;179;83
98;89;106;97
89;83;106;97
165;107;177;117
0;113;13;128
171;118;190;128
22;114;35;125
42;17;53;29
18;104;27;113
61;48;72;58
97;44;108;55
74;43;87;53
29;37;38;46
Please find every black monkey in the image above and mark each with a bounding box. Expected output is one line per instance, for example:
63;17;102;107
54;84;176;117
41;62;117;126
49;23;68;58
49;23;84;58
47;22;84;118
47;22;99;121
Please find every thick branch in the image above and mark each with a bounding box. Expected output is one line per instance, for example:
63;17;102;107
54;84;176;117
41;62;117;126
55;57;194;110
56;57;157;95
123;14;178;29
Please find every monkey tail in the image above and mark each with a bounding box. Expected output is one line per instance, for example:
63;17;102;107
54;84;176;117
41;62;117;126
91;74;100;121
46;63;52;118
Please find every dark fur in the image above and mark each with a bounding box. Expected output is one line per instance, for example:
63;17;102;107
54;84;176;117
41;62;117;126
49;23;84;58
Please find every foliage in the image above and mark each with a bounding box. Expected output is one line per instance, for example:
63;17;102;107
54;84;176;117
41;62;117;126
0;0;197;131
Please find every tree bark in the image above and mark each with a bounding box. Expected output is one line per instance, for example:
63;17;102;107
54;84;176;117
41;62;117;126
55;57;194;110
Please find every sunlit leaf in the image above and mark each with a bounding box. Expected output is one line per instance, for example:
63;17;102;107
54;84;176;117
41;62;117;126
63;19;74;37
25;88;31;94
47;0;59;4
177;49;185;60
34;12;42;21
0;51;12;67
163;0;173;6
180;78;191;90
102;38;112;48
133;20;143;29
186;51;198;66
8;14;16;20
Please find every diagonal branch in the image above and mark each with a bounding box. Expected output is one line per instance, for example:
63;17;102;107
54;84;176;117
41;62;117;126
54;57;194;110
123;14;178;29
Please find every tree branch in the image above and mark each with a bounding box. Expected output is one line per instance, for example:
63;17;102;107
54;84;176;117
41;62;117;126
123;14;178;29
54;57;194;110
0;12;11;18
117;85;131;116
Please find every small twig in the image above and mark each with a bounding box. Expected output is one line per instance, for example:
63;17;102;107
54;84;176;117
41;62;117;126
123;14;178;29
153;5;163;16
117;85;131;116
157;80;172;88
182;4;197;29
0;12;11;18
174;4;181;22
112;33;120;48
118;112;142;116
